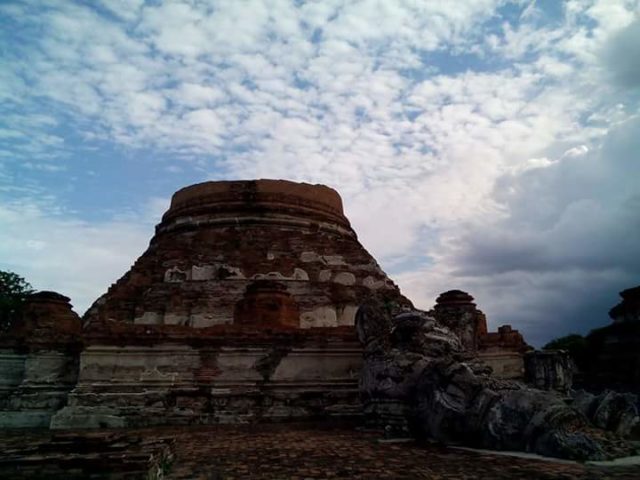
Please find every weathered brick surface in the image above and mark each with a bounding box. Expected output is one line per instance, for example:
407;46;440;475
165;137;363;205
84;179;410;333
165;424;640;479
234;280;301;327
3;425;637;479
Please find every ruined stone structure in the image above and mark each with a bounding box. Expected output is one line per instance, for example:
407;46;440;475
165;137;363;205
524;350;574;394
582;285;640;394
356;300;638;461
85;180;406;329
609;286;640;324
2;180;638;464
0;292;81;427
48;180;410;428
431;290;486;353
430;290;531;379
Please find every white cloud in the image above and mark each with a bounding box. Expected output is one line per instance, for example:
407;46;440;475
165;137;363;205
0;198;162;315
395;116;640;346
0;0;638;344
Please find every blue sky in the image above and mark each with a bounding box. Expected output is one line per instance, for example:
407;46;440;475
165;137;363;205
1;0;639;346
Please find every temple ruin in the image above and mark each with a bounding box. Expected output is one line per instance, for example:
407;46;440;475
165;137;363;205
580;286;640;394
1;179;637;463
430;290;531;379
5;180;412;428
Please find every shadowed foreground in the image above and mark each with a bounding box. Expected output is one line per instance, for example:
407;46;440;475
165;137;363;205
1;424;639;480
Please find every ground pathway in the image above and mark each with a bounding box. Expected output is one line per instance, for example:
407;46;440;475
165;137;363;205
1;423;639;479
165;424;639;480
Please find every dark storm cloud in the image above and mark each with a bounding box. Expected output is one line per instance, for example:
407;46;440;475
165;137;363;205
603;19;640;89
482;276;627;347
459;116;640;275
447;116;640;346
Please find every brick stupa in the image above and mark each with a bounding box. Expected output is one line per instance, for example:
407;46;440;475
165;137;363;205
431;289;531;379
52;180;410;428
84;179;407;330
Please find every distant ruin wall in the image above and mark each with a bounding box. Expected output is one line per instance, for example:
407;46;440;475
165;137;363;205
0;292;81;428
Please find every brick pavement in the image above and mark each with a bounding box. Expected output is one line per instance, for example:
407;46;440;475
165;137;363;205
162;424;640;480
1;424;639;479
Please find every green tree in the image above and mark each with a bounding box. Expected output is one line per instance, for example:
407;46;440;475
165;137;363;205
543;333;589;371
0;270;34;332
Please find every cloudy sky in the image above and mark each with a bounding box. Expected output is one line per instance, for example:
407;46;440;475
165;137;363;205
1;0;639;346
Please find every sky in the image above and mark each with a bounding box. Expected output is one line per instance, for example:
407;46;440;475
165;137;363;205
1;0;639;346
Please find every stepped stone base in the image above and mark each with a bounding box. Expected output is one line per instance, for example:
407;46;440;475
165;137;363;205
51;334;363;429
52;386;361;429
0;350;79;428
478;348;525;380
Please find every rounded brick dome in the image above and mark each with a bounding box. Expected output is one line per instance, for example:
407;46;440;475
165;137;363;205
160;179;351;234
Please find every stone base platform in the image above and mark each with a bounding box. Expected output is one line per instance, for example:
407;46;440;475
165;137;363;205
478;347;525;380
52;382;361;428
0;350;79;429
51;324;363;429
